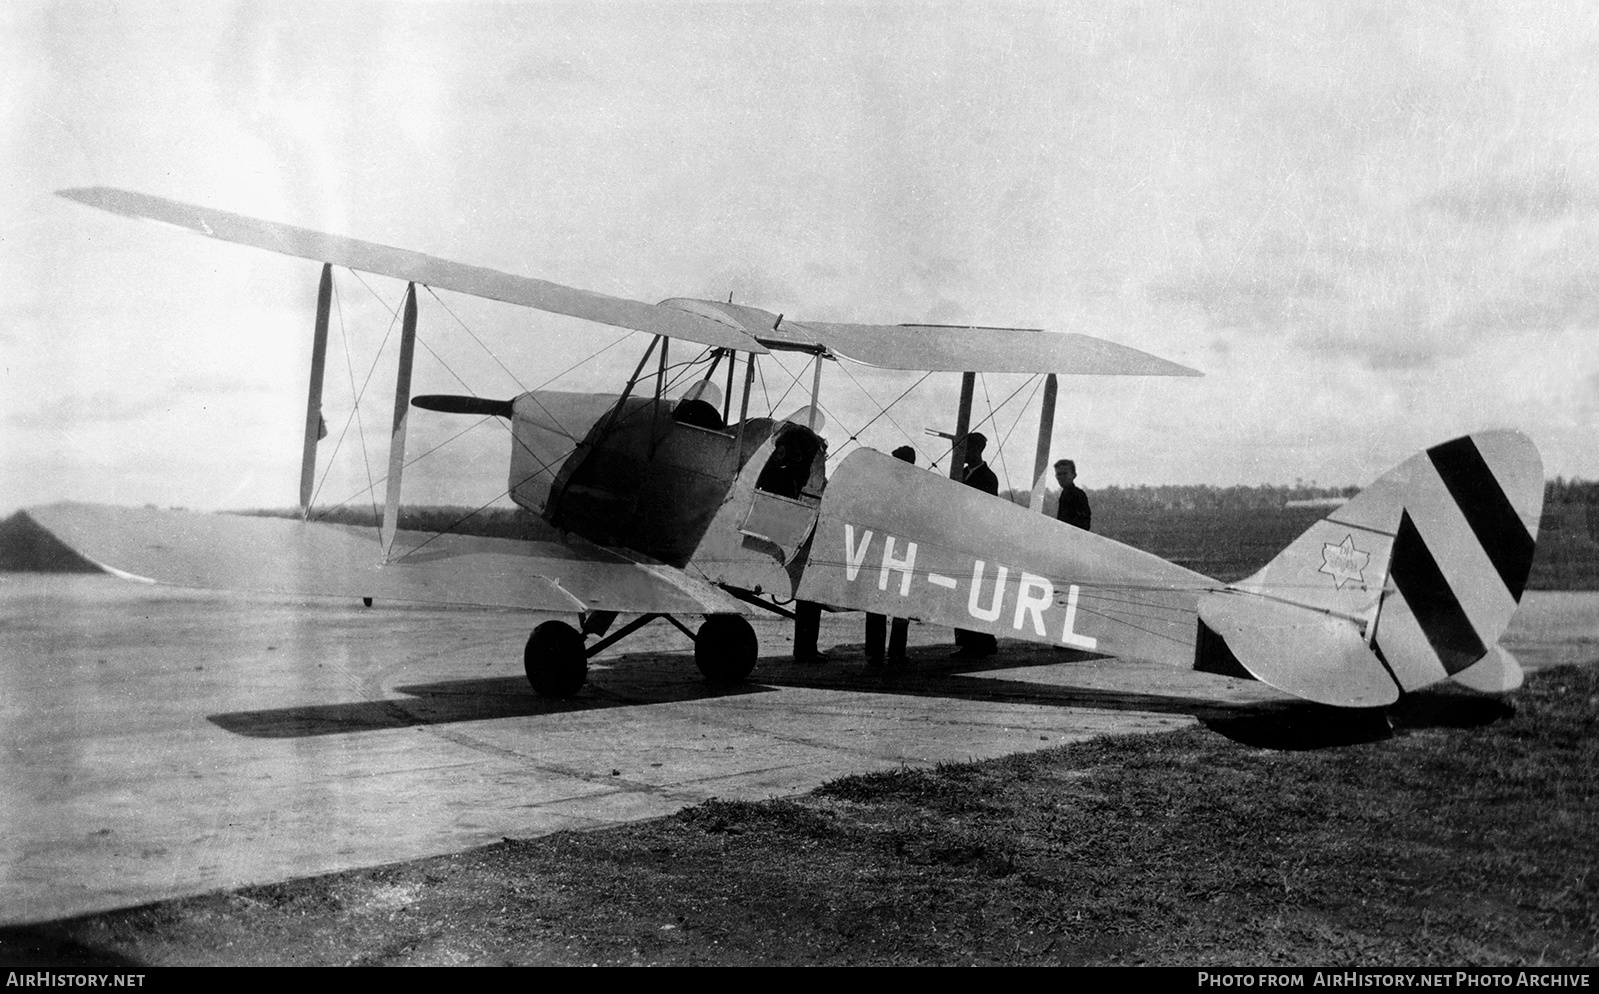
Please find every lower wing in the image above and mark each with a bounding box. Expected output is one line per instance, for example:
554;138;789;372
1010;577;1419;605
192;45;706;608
24;503;741;617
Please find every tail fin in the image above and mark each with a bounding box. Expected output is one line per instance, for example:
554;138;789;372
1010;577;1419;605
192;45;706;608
1198;430;1543;705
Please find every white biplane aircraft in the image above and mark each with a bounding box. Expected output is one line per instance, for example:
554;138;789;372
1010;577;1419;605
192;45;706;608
29;188;1544;710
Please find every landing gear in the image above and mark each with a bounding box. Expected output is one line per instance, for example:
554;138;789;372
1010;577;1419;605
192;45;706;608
525;620;587;698
695;614;758;684
523;613;755;693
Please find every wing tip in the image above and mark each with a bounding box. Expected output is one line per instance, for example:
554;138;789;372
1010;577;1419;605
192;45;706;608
56;186;106;205
1147;360;1204;378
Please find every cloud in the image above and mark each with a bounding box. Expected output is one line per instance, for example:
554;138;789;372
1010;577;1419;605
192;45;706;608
166;372;274;394
8;392;167;429
1292;321;1446;374
1452;270;1599;336
506;51;596;89
1419;172;1599;226
689;266;802;314
1146;267;1343;333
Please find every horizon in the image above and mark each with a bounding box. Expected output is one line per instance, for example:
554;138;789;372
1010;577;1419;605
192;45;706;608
16;473;1594;522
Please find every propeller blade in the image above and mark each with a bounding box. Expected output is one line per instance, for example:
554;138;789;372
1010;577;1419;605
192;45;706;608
411;395;515;418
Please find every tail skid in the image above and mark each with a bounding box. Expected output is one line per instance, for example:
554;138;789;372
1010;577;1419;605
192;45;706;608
1200;430;1543;706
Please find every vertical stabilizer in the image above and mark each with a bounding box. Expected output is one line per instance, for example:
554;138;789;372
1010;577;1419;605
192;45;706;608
1369;432;1542;692
1214;430;1542;699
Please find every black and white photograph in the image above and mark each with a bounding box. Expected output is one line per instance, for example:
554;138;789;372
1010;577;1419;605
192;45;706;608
2;0;1595;969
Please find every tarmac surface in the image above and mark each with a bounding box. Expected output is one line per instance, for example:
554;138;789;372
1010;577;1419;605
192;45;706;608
3;573;1595;925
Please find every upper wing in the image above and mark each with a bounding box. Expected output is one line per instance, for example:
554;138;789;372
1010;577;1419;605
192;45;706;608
660;298;1200;375
24;503;744;616
56;187;765;354
801;322;1201;375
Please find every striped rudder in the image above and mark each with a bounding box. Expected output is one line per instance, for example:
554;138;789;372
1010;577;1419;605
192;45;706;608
1371;433;1542;692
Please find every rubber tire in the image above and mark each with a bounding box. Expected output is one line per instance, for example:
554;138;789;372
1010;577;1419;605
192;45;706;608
524;621;587;698
695;615;758;684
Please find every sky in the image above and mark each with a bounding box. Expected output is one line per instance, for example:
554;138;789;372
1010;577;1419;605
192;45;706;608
3;0;1597;514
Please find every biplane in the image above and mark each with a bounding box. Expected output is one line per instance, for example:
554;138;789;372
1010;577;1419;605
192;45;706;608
28;187;1544;710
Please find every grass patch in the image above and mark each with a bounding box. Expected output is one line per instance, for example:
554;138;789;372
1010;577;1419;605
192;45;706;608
3;666;1595;966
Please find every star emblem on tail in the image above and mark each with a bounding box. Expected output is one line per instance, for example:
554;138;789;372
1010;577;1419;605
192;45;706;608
1318;534;1371;589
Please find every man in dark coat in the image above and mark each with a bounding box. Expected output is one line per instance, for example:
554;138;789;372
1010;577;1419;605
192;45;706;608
953;433;999;658
1054;458;1092;531
961;432;999;496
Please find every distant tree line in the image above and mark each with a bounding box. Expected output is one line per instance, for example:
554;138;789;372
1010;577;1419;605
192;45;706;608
1005;482;1361;516
249;477;1599;557
1006;479;1598;517
1545;477;1599;506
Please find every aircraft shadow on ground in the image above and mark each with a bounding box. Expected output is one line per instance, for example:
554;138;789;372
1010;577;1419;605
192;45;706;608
753;642;1521;751
749;643;1320;732
208;672;776;738
1200;691;1514;750
209;642;1519;751
0;927;144;969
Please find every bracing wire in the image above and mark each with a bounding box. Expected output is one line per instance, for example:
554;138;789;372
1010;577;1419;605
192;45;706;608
756;356;773;414
994;375;1047;490
978;374;1009;491
311;415;509;524
930;374;1039;471
830;363;933;464
310;273;397;521
530;331;635;392
352;272;585;449
388;444;583;562
764;352;805;414
317;278;721;547
422;286;530;394
325;272;584;535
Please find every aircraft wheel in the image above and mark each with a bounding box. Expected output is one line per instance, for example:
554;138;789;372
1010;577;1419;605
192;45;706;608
525;621;587;698
695;615;758;684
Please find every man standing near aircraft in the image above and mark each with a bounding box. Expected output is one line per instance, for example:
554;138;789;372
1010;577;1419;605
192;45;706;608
865;445;918;667
961;433;999;497
1054;458;1092;531
953;433;1000;659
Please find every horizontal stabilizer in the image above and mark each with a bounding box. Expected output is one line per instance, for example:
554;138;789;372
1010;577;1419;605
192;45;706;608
56;187;765;354
1450;644;1525;693
1198;592;1399;708
24;503;742;617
